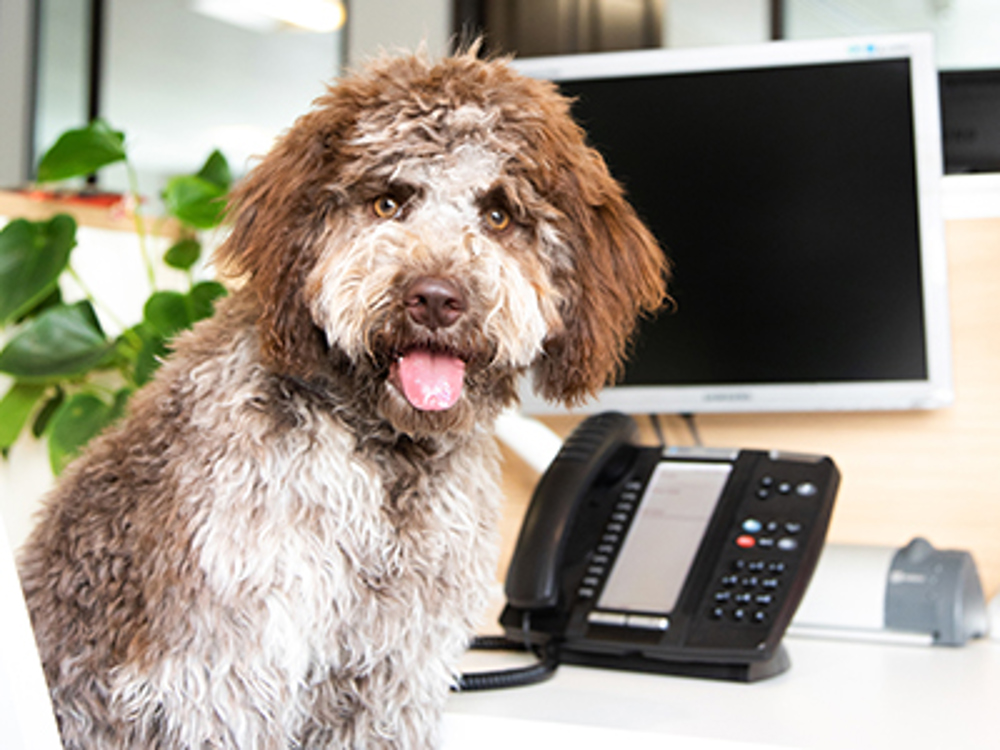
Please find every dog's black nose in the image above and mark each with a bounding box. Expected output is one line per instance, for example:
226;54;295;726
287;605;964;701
404;276;467;330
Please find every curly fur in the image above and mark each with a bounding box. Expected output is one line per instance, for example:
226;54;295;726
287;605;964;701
18;48;667;749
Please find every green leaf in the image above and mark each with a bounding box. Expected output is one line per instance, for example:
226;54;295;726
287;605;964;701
17;286;63;323
143;283;225;341
188;281;227;322
47;392;116;474
0;382;46;450
0;215;77;324
143;291;192;339
162;175;227;230
0;301;111;381
36;119;127;183
196;150;232;191
163;238;201;271
115;322;164;386
110;387;133;421
31;387;64;438
134;331;169;386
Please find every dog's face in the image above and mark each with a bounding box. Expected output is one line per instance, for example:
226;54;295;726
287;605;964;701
217;50;668;437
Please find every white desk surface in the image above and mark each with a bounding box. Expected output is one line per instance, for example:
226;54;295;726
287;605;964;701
4;505;996;749
447;633;1000;750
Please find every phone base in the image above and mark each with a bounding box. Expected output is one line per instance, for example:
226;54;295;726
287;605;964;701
558;643;791;683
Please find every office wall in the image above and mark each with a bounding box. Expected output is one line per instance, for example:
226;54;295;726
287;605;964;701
665;0;769;48
346;0;451;65
98;0;341;200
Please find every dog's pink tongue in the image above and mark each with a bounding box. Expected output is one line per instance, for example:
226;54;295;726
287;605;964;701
396;350;465;411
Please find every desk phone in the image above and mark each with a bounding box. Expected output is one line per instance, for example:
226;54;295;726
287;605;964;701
496;412;840;683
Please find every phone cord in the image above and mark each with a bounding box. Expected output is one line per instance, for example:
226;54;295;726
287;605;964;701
453;637;560;691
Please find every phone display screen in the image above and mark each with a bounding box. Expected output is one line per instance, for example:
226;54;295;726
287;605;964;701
598;461;732;614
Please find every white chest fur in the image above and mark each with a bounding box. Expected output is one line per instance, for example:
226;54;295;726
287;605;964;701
111;363;502;747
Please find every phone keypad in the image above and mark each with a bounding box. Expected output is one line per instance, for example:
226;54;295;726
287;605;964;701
705;468;817;628
710;558;787;623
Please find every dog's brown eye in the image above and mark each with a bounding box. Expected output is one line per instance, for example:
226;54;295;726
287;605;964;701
372;195;402;219
483;207;511;233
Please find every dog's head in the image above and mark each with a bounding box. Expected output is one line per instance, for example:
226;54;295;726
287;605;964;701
217;49;668;437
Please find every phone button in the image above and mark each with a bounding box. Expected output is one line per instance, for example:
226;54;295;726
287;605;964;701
626;614;670;631
588;611;628;627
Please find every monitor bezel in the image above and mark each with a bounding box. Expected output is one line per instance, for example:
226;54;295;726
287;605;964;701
514;34;953;415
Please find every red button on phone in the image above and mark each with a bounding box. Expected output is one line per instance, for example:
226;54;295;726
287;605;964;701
736;534;757;549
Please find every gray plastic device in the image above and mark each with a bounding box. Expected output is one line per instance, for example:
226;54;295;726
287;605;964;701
885;537;988;645
792;536;988;646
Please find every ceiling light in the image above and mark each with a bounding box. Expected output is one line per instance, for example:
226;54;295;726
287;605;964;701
192;0;346;34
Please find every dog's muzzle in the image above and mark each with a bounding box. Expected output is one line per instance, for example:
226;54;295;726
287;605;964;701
390;276;469;411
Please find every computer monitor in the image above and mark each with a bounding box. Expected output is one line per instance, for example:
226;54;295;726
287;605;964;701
515;34;953;415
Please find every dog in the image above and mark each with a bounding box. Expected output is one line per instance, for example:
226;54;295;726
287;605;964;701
18;47;667;749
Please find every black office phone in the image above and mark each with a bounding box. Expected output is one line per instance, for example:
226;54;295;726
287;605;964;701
487;412;840;684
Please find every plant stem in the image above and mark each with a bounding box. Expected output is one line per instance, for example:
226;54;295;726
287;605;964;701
65;265;103;314
66;265;143;350
125;159;158;292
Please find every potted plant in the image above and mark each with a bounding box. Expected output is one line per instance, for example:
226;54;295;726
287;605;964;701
0;119;230;473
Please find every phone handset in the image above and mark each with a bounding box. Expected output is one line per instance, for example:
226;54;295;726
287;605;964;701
505;412;640;610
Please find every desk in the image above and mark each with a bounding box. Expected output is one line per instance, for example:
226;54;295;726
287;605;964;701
447;632;1000;749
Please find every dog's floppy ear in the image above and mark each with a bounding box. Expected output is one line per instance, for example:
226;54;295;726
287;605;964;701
532;144;670;406
214;107;349;377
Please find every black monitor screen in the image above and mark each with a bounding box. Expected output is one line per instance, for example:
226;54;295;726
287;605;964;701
560;59;928;387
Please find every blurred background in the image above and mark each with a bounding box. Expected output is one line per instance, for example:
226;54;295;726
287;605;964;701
2;0;1000;200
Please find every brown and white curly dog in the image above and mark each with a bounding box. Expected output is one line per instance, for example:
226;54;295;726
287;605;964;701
18;48;667;749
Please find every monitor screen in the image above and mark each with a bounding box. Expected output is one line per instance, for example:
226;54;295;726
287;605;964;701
515;35;952;414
